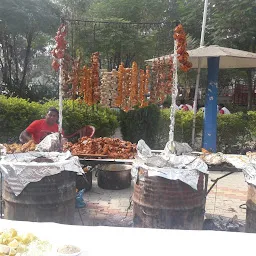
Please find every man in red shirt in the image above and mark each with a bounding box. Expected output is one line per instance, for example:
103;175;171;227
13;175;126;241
19;107;60;144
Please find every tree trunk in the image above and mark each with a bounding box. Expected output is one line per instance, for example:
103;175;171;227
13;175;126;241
247;69;252;110
19;31;33;96
247;38;256;110
13;36;20;85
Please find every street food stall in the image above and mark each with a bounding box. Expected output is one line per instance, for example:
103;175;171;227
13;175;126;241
1;19;256;239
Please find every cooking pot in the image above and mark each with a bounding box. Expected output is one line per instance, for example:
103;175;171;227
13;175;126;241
96;164;132;190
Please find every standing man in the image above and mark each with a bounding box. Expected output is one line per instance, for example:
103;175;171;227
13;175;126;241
218;103;231;114
179;99;193;111
19;107;61;144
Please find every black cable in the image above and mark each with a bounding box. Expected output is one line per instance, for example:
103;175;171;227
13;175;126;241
122;195;133;221
64;18;173;26
77;208;85;226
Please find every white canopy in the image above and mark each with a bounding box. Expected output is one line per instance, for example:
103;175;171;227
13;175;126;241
145;45;256;69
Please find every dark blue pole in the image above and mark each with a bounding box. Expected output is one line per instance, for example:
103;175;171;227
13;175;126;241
203;57;220;152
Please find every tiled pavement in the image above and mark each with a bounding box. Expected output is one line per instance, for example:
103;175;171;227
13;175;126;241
74;170;248;229
206;171;247;220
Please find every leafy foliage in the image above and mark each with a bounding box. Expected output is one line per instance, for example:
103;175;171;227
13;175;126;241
0;96;42;143
120;106;256;153
119;104;161;148
0;96;118;143
217;112;253;153
154;109;204;149
0;0;61;100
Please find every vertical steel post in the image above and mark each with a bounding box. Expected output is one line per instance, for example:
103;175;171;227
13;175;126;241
203;57;220;152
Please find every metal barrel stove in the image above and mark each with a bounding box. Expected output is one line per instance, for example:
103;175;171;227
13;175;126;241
3;171;76;224
246;184;256;232
133;168;207;229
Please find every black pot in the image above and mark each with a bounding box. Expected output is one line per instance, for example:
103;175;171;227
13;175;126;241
97;164;132;190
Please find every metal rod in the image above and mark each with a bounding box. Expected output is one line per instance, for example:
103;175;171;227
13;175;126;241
64;18;172;26
207;171;233;195
191;0;209;147
58;59;63;136
192;58;201;146
169;39;178;142
200;0;209;47
0;170;2;219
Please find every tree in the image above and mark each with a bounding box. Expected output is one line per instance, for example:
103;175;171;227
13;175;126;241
208;0;256;109
55;0;177;69
0;0;61;99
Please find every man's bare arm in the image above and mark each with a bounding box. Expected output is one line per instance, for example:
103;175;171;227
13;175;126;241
19;130;32;144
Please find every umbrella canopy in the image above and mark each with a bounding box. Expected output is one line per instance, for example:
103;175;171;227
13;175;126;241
145;45;256;69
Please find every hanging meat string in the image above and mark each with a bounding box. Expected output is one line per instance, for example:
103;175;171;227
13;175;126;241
69;57;81;100
91;52;100;104
51;23;67;71
51;23;71;95
130;62;138;106
173;24;192;72
116;63;125;107
150;57;170;105
124;68;132;112
100;70;118;108
114;62;150;111
51;23;190;110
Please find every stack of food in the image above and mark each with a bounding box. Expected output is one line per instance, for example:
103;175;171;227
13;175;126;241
100;70;118;107
3;140;36;154
64;137;137;159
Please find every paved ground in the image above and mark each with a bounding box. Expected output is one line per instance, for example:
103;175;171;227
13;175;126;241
74;170;248;230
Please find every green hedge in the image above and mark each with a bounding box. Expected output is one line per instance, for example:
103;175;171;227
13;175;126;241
154;110;204;150
119;105;256;153
1;95;255;154
217;112;252;153
119;104;160;148
0;96;119;143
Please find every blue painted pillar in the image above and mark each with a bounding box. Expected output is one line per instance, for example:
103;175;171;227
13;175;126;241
203;57;220;152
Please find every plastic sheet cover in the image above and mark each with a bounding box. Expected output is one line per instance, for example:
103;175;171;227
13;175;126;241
132;140;209;190
202;152;256;186
0;151;83;196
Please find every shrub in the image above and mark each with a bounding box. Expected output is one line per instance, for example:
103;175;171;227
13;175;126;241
154;109;204;149
216;112;252;153
119;104;160;148
42;100;119;137
0;96;119;143
0;96;42;143
120;105;256;153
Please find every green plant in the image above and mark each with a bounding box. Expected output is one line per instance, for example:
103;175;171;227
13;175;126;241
154;109;204;149
0;96;42;143
0;96;119;143
217;112;252;153
119;104;160;148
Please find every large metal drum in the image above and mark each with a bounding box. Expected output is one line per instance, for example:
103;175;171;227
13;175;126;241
3;171;76;224
97;164;132;190
246;184;256;233
133;169;207;230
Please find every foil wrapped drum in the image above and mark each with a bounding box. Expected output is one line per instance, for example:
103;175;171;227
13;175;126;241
133;168;207;230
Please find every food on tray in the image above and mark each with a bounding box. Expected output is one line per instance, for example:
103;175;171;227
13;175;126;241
0;228;51;256
65;137;137;159
201;148;211;154
246;151;256;159
3;140;37;154
57;244;81;255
